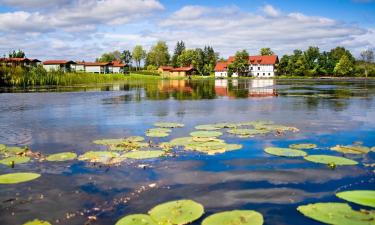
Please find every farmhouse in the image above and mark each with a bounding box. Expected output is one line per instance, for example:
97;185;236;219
43;60;76;72
0;58;41;67
83;62;112;74
111;60;127;74
215;55;278;78
159;66;196;77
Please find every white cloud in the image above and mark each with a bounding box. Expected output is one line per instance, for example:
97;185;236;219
262;4;280;17
0;0;72;8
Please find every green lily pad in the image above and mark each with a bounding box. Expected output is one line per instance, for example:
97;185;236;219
0;172;41;184
371;147;375;152
330;145;370;154
214;123;238;128
93;138;127;146
78;151;120;164
125;136;145;142
192;137;223;142
195;124;221;130
0;156;30;165
240;120;274;127
227;129;270;136
0;144;6;152
46;152;77;162
23;219;52;225
146;131;170;138
148;199;204;225
304;155;358;165
148;128;172;133
264;147;307;157
123;150;165;159
185;142;242;155
289;143;317;149
224;144;243;151
4;146;26;155
336;190;375;208
202;210;264;225
190;131;223;138
297;202;374;225
154;122;184;128
255;124;299;132
170;137;195;146
115;214;157;225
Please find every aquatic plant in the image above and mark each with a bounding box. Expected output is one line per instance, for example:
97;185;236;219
23;219;51;225
264;147;307;157
289;143;317;149
195;124;221;130
154;122;184;128
336;190;375;208
202;210;264;225
78;151;120;164
115;214;157;225
0;172;41;184
125;136;145;142
145;130;170;138
122;150;165;159
297;202;374;225
93;138;128;146
0;156;30;166
304;155;358;165
227;128;269;137
45;152;77;162
169;137;195;146
330;145;370;154
214;123;238;128
148;199;204;225
3;146;26;155
0;144;5;152
190;131;223;138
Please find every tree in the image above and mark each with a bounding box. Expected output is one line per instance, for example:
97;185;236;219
146;41;170;67
172;41;185;67
203;46;218;75
304;46;320;75
360;49;374;78
9;49;25;58
96;50;121;62
260;48;274;56
132;45;146;70
334;54;354;76
121;50;132;64
177;49;196;67
228;50;249;77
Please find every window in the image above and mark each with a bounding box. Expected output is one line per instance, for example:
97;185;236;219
258;67;260;70
268;73;271;75
250;67;253;70
257;73;259;76
263;73;265;76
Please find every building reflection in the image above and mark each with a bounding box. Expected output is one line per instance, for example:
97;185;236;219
214;79;277;98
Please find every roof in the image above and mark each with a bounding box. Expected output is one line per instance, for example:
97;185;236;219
43;60;76;65
159;66;174;71
111;60;126;67
227;55;278;65
83;62;112;66
170;67;195;72
214;61;228;71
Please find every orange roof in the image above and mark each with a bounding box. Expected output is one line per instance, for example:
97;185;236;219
214;61;228;71
43;60;76;65
170;67;194;72
83;62;111;66
159;66;174;71
111;60;126;67
227;55;278;65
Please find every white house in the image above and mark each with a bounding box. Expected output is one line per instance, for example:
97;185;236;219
111;60;126;73
43;60;76;72
214;55;278;78
74;62;85;72
83;62;112;74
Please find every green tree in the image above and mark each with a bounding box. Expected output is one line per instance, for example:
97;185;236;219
96;50;121;62
203;46;218;75
260;48;274;56
172;41;185;67
303;46;320;75
9;49;25;58
146;41;170;67
360;49;374;78
334;54;354;76
228;50;249;77
121;50;132;64
177;49;196;67
132;45;146;70
277;55;290;76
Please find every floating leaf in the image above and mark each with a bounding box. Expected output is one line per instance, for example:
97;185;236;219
146;131;170;138
190;131;223;138
0;172;41;184
78;151;120;164
148;199;204;225
371;147;375;152
214;123;238;128
154;122;184;128
148;128;172;133
289;143;317;149
304;155;358;165
0;144;6;152
297;202;374;225
227;129;270;136
336;190;375;208
254;124;299;132
0;156;30;165
224;144;243;151
46;152;77;162
170;137;195;146
4;146;26;155
264;147;307;157
202;210;264;225
195;124;221;131
330;145;370;154
115;214;157;225
125;136;145;142
93;139;127;146
192;137;223;142
123;150;165;159
23;219;52;225
240;120;274;127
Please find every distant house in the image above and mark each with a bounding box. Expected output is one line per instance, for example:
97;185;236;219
83;62;112;74
158;66;174;76
74;62;86;72
214;55;278;78
43;60;76;72
0;58;41;67
111;60;126;74
159;66;196;77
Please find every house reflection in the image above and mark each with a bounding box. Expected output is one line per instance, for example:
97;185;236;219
248;79;277;97
215;79;277;98
158;80;193;93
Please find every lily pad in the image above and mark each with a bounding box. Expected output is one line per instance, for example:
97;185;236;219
148;199;204;225
154;122;184;128
304;155;358;165
123;150;165;159
170;137;195;146
148;128;172;133
125;136;145;142
0;156;30;165
23;219;52;225
255;124;299;132
93;138;127;146
0;144;6;152
224;144;243;151
0;172;41;184
289;143;317;149
297;202;374;225
241;120;274;127
146;131;170;138
214;123;238;128
115;214;157;225
190;131;223;138
336;190;375;208
202;210;264;225
78;151;120;164
4;146;26;155
330;145;370;154
227;129;270;136
371;147;375;152
46;152;77;162
264;147;307;157
195;124;221;130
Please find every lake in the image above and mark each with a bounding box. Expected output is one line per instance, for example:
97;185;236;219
0;78;374;225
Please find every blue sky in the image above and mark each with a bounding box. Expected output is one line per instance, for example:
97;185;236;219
0;0;374;61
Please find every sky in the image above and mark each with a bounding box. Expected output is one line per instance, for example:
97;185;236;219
0;0;374;61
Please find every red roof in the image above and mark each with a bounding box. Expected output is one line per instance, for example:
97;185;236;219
159;66;174;71
43;60;76;65
214;61;228;71
83;62;112;66
170;67;194;72
111;60;126;67
227;55;278;65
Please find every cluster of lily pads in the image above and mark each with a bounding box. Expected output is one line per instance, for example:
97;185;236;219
264;143;375;167
115;199;264;225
